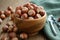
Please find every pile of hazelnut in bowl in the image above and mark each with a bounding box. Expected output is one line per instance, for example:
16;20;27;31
12;2;46;36
0;2;46;40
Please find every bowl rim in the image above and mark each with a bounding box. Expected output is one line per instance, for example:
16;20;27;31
15;12;46;21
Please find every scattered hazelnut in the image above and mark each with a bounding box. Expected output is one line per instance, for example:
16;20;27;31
6;23;10;27
12;24;16;28
0;14;6;19
8;26;13;32
9;32;16;38
13;27;18;32
2;25;8;32
35;14;41;19
4;10;11;17
28;9;35;16
15;14;20;18
20;33;28;39
7;6;13;11
21;13;28;19
11;37;18;40
11;14;15;20
58;18;60;22
0;11;4;15
22;7;28;13
16;10;21;16
28;17;34;20
11;10;15;13
0;33;9;40
0;18;2;24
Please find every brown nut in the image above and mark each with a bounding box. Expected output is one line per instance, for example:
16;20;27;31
21;13;28;19
28;17;34;20
20;33;28;39
22;7;28;13
13;27;18;32
0;33;9;40
31;3;37;8
1;14;6;20
7;6;13;11
12;24;16;28
24;3;34;10
58;18;60;22
4;10;11;17
16;10;21;16
28;5;34;10
37;6;44;13
11;37;18;40
0;11;4;15
8;26;13;32
0;18;2;24
16;6;23;11
35;14;41;19
28;9;35;16
23;2;31;7
2;25;8;32
39;10;45;16
6;22;11;27
9;32;16;38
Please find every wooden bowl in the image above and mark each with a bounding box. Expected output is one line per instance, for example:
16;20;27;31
12;12;47;36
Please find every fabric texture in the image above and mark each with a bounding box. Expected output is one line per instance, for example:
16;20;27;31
30;0;60;40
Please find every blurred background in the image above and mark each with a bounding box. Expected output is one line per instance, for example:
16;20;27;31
0;0;30;10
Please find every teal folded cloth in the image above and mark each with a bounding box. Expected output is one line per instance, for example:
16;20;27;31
30;0;60;40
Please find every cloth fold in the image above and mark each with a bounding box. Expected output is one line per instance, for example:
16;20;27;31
30;0;60;40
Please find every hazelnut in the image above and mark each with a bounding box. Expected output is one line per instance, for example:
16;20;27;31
58;18;60;22
24;3;34;10
0;33;9;40
7;6;13;11
16;6;22;11
0;11;4;15
16;10;21;16
4;10;11;17
23;2;31;7
2;25;8;32
28;6;34;10
8;26;13;32
15;14;20;18
28;17;34;20
12;24;16;28
0;18;2;24
9;32;16;38
39;10;45;16
0;14;6;19
21;13;28;19
35;14;41;19
11;10;15;13
31;3;37;8
13;27;18;32
20;33;28;39
11;14;15;20
37;6;44;13
22;7;28;13
28;9;35;16
6;23;10;27
11;37;18;40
